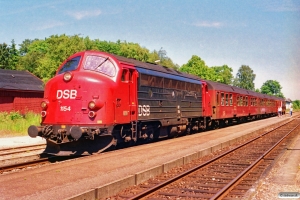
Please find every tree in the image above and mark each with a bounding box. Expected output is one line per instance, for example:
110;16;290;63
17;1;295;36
119;41;149;62
17;34;84;81
260;80;284;97
0;43;10;69
210;65;233;85
158;47;166;61
292;100;300;109
13;34;180;82
233;65;256;90
179;55;214;80
19;39;38;56
8;40;19;70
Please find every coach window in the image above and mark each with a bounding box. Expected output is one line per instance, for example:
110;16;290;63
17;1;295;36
225;93;229;106
229;94;233;106
240;96;244;106
237;96;240;106
221;93;224;106
245;96;248;106
217;92;220;106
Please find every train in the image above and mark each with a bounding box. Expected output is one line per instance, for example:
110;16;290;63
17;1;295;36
28;50;286;155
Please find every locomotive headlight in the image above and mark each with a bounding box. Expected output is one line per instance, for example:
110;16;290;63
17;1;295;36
88;101;96;109
88;100;104;110
63;72;73;82
41;100;49;110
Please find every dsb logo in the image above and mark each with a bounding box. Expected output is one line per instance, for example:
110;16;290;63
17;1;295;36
57;90;77;99
138;105;150;116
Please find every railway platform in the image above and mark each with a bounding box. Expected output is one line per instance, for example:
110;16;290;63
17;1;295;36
0;135;45;150
0;115;297;200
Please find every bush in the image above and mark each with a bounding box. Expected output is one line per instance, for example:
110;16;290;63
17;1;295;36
292;100;300;110
0;111;41;137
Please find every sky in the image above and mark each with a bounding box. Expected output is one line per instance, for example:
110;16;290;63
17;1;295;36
1;0;299;100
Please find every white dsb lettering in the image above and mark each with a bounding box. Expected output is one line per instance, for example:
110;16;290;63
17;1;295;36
57;90;77;99
138;105;150;116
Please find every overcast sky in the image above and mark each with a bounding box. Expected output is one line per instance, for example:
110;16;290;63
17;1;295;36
1;0;299;100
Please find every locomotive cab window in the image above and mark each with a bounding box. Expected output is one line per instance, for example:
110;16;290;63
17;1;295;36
58;56;81;74
121;69;129;82
84;55;116;77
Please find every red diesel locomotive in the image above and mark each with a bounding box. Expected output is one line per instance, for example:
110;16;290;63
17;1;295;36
28;51;285;155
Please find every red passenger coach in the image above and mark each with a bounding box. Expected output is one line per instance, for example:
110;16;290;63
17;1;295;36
204;80;284;127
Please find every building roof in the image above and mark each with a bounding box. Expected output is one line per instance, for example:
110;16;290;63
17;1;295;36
285;98;292;102
0;69;44;92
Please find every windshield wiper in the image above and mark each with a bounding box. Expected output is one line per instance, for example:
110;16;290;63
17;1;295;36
94;57;109;71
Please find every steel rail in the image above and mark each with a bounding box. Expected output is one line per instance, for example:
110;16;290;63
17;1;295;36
0;158;50;173
0;144;46;156
127;119;296;200
210;121;300;199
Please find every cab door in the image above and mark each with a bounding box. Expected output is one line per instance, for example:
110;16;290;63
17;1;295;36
129;69;138;121
115;67;137;124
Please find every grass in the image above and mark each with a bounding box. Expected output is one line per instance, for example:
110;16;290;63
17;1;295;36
0;111;41;137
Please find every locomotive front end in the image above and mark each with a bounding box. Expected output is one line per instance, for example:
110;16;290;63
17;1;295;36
28;51;119;155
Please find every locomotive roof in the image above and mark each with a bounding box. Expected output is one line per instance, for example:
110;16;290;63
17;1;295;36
112;54;201;81
204;79;281;100
0;69;44;92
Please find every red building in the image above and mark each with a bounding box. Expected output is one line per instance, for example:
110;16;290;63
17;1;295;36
0;69;44;114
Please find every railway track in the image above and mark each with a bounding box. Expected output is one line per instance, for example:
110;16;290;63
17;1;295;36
0;144;46;156
0;144;81;174
112;118;300;199
0;154;82;174
0;144;46;167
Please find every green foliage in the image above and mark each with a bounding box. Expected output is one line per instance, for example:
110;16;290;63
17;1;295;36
179;56;234;83
292;100;300;110
0;43;10;69
260;80;284;98
8;111;23;120
15;35;179;82
179;55;214;80
233;65;256;90
119;41;150;62
0;40;20;70
0;112;40;136
210;65;233;84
